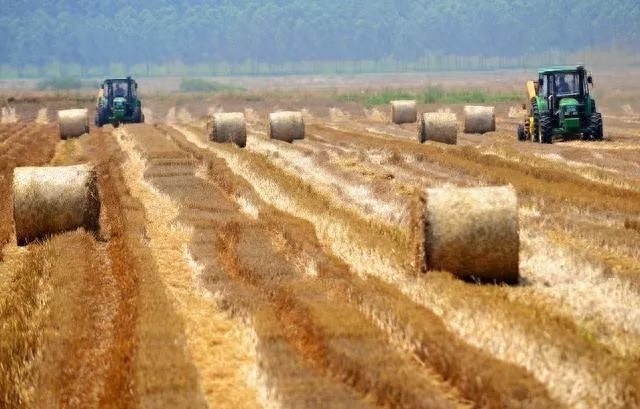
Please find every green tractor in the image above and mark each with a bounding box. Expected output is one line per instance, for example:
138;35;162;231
517;65;603;143
95;76;144;127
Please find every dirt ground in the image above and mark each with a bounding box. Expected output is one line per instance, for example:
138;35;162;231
0;69;639;408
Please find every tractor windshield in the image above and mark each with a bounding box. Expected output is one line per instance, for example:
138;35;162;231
112;80;129;98
554;73;580;96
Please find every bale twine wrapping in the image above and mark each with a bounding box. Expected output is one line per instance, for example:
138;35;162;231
417;112;458;144
463;105;496;134
424;185;519;282
58;108;89;139
390;100;417;124
269;111;305;142
13;164;100;245
206;112;247;148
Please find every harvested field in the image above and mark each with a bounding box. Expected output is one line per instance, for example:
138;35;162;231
1;72;639;408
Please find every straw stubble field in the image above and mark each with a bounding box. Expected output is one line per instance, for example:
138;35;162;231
0;77;639;409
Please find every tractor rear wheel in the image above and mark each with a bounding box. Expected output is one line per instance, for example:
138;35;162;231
538;112;553;144
133;107;144;123
95;109;106;128
590;112;603;140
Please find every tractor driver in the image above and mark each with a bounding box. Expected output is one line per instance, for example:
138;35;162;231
114;83;126;98
557;75;570;94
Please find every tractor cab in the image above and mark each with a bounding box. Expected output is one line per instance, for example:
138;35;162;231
538;69;588;98
537;66;593;132
518;65;602;143
95;76;144;127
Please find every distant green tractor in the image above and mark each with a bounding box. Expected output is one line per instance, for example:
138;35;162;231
517;65;603;143
95;76;144;127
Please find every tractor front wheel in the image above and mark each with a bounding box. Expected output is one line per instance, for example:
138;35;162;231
538;112;553;144
590;112;603;141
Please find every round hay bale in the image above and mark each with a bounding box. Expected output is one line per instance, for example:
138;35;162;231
418;112;458;144
13;164;100;245
390;100;417;124
58;108;89;139
1;106;18;124
269;111;305;142
35;108;48;124
424;185;519;282
463;105;496;134
207;112;247;148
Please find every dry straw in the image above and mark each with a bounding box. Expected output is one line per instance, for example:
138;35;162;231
13;164;100;245
165;107;177;124
424;185;519;282
206;112;247;148
269;111;305;142
142;107;154;124
178;107;193;124
417;112;458;144
464;105;496;134
57;108;89;139
390;100;417;124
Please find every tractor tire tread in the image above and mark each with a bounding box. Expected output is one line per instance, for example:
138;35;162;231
539;112;553;144
590;112;603;141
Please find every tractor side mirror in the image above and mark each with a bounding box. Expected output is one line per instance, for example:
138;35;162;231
587;76;593;85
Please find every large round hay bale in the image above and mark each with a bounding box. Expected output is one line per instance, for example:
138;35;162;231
207;112;247;148
269;111;305;142
58;108;89;139
13;164;100;245
424;185;519;282
390;100;417;124
463;105;496;134
418;112;458;144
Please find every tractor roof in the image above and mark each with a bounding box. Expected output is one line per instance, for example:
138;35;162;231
538;65;585;75
102;76;137;84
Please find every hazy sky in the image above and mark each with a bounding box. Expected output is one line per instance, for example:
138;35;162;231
1;1;638;67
